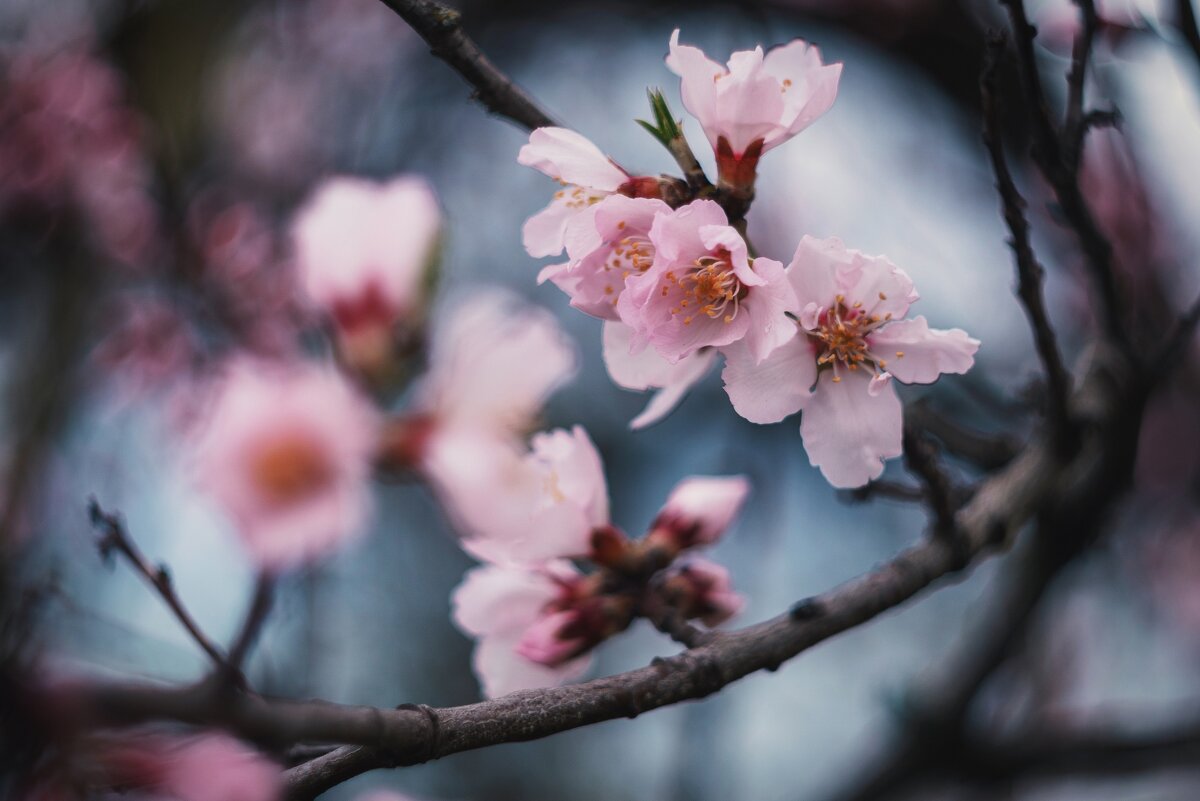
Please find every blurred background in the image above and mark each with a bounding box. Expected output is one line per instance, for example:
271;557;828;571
1;0;1199;799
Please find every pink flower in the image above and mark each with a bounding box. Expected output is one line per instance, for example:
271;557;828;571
154;734;281;801
439;426;610;565
414;290;577;436
292;175;441;374
519;127;661;259
617;200;796;363
538;194;671;321
102;732;280;801
602;321;717;429
452;561;594;697
666;29;841;187
722;236;979;488
193;357;381;570
648;475;751;551
662;558;745;626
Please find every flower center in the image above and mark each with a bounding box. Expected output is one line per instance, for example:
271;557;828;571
666;249;744;325
809;294;893;381
608;230;655;278
553;184;606;211
249;432;335;507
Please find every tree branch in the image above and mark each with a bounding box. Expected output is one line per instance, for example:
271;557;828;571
1178;0;1200;75
88;500;228;669
999;0;1128;350
981;35;1076;452
375;0;555;131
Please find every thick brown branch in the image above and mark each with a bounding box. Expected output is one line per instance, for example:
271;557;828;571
88;501;227;669
981;36;1075;450
375;0;555;131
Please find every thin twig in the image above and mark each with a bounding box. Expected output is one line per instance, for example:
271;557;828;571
999;0;1128;350
1178;0;1200;75
841;480;926;505
981;35;1076;452
1063;0;1099;171
226;573;275;676
88;500;228;668
905;403;1020;470
375;0;555;131
902;426;960;541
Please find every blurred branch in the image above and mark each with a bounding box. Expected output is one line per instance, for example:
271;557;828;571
999;0;1128;351
906;403;1019;470
902;426;960;541
842;480;926;504
65;335;1149;799
1062;0;1098;172
88;501;228;669
980;35;1075;452
375;0;555;131
226;573;275;679
1179;0;1200;74
1150;292;1200;375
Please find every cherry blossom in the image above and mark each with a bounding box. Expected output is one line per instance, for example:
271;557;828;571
292;175;441;376
665;29;841;187
101;732;280;801
601;321;717;429
519;127;662;259
660;558;745;626
446;426;610;565
646;475;751;553
192;357;381;570
452;560;599;697
722;236;978;488
617;200;796;364
538;194;671;321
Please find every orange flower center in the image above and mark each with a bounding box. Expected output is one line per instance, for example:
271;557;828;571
249;433;334;507
665;248;745;325
809;294;893;381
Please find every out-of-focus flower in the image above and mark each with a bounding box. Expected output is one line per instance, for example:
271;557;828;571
601;321;717;429
617;200;796;364
93;295;200;401
192;357;381;570
292;175;441;381
190;197;305;357
0;36;158;265
101;732;281;801
538;195;671;321
645;475;751;555
519;127;663;259
723;236;978;488
666;29;841;188
658;558;745;626
452;561;607;697
1030;0;1163;53
445;425;609;564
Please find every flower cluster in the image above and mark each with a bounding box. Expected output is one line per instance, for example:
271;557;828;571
522;31;979;488
450;425;749;697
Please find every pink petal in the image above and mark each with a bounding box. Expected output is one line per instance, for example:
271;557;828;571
867;316;980;385
739;256;800;361
529;425;609;530
472;626;591;698
721;331;815;424
665;30;725;151
522;193;579;258
760;40;843;148
517;127;627;191
602;322;716;429
799;369;903;488
656;475;751;546
451;563;561;637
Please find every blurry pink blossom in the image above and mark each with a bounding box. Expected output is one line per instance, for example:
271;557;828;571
723;236;978;488
93;296;200;399
601;321;717;429
538;194;671;320
292;175;441;375
103;732;280;801
193;357;381;570
666;29;841;187
452;560;596;697
519;127;664;259
661;558;745;626
411;289;576;436
443;425;610;565
617;200;796;364
647;475;751;552
0;38;158;265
